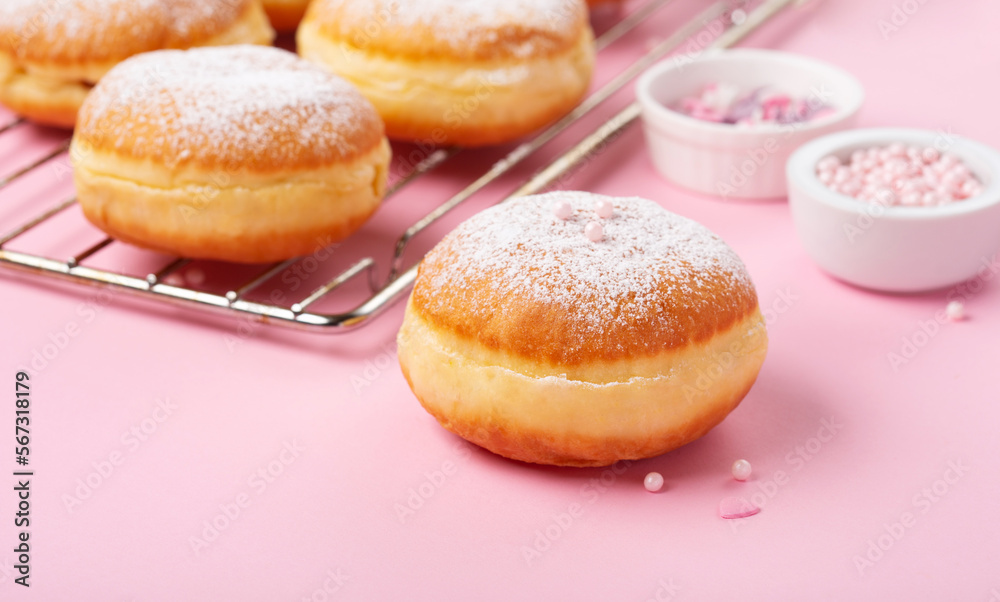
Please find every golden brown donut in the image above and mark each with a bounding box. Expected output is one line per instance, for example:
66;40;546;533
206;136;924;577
297;0;595;147
261;0;313;32
0;0;274;128
397;193;768;467
71;45;390;264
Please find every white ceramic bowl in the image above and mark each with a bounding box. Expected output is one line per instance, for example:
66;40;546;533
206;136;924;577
636;48;865;199
787;128;1000;292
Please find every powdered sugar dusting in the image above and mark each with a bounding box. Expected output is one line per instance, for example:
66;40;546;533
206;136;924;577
419;193;756;353
313;0;586;58
0;0;249;61
378;0;579;31
77;45;382;168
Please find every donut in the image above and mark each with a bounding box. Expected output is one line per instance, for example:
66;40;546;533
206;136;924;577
297;0;595;147
397;192;768;467
261;0;312;32
0;0;274;128
0;0;275;128
71;45;390;264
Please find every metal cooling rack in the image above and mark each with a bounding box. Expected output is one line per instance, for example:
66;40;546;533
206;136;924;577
0;0;806;332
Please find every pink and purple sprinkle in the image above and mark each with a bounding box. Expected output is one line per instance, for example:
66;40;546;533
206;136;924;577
675;83;835;126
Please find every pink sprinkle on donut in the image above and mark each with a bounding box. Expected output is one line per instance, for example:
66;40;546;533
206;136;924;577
595;199;614;219
585;221;604;242
553;201;572;220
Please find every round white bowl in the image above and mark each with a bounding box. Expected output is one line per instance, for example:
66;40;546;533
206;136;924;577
787;128;1000;292
636;48;865;199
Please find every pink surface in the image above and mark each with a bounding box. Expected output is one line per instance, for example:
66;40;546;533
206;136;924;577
2;1;1000;600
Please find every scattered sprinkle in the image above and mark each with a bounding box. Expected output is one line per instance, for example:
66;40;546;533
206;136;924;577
731;459;752;481
644;472;664;492
946;300;965;321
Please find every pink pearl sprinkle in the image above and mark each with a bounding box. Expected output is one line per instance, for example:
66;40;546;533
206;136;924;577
950;164;971;179
816;144;981;208
585;221;604;242
946;301;965;321
553;201;572;220
961;180;983;198
731;459;752;481
719;497;760;520
818;156;840;171
595;199;614;219
840;181;861;196
922;192;943;206
887;142;906;157
644;472;664;492
940;171;964;189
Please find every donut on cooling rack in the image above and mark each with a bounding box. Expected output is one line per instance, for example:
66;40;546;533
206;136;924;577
261;0;312;32
297;0;595;147
70;45;390;264
397;192;768;467
0;0;274;128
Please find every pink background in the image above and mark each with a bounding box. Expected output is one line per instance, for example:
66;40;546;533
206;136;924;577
3;0;999;600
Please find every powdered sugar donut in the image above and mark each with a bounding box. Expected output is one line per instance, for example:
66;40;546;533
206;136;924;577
0;0;274;128
397;192;768;467
71;45;390;263
297;0;594;147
